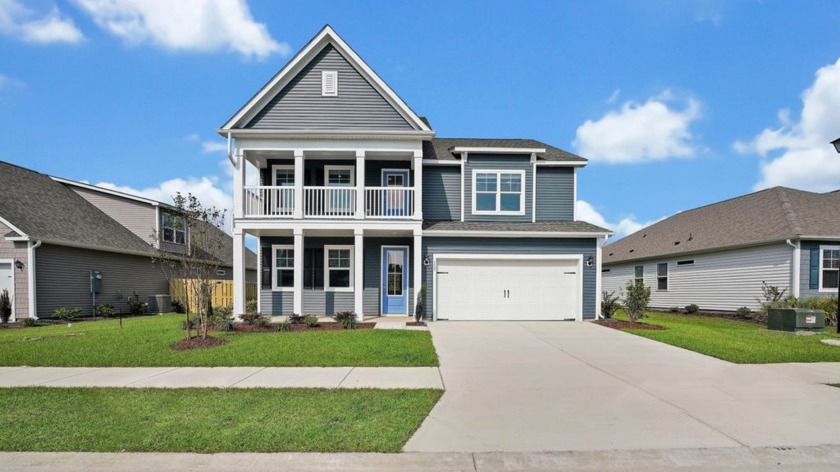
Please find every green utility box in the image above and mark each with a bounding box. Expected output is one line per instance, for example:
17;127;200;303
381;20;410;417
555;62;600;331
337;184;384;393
767;308;825;332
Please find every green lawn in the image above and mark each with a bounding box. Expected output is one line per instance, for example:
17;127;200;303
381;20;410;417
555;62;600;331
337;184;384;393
0;387;442;452
613;310;840;364
0;314;438;367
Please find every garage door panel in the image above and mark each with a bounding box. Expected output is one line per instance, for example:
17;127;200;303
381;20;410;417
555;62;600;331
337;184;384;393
436;257;579;321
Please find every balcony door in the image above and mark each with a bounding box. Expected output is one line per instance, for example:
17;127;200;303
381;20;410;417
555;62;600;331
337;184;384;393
381;169;410;217
271;165;295;214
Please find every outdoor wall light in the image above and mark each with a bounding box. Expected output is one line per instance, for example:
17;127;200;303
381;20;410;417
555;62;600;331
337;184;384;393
586;256;594;267
14;260;23;270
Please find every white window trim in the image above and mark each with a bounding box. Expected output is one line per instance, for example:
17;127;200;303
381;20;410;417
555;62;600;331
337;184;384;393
324;165;355;186
271;164;295;186
819;245;840;292
380;168;410;187
162;213;187;245
656;263;668;292
271;244;295;292
471;169;526;216
324;244;354;292
322;70;338;96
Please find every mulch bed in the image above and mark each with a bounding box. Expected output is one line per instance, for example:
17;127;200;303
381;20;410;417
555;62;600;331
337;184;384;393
593;320;664;331
406;322;427;327
232;322;376;333
170;336;228;351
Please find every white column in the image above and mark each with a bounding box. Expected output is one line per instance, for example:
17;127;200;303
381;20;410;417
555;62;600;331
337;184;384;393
354;229;364;320
233;150;245;219
294;150;304;219
791;240;801;298
595;236;606;321
413;150;423;220
413;229;423;320
293;228;304;315
232;228;246;319
356;150;365;219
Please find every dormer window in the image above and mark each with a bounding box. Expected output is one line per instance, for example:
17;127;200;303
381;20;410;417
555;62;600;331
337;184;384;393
322;70;338;96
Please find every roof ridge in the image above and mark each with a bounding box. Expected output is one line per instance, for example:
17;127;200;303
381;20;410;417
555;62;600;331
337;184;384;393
776;187;803;236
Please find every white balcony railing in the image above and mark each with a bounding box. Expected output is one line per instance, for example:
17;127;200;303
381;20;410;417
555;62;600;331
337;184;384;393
243;186;295;217
365;187;415;218
242;186;417;219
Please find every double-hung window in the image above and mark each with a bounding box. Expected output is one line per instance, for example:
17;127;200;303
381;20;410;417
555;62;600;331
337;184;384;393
272;245;294;290
472;170;525;215
821;246;840;291
634;265;644;286
162;213;186;245
272;165;295;213
324;245;353;290
657;263;668;291
324;166;355;214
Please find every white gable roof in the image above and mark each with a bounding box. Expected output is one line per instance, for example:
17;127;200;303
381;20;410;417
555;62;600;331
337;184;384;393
219;25;432;133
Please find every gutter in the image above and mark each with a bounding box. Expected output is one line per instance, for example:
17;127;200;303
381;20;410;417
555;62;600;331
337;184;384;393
27;240;41;319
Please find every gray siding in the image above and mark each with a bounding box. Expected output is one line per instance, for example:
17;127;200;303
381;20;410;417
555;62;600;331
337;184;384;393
423;166;461;220
69;186;157;246
800;240;840;298
246;44;413;130
464;155;533;222
535;167;574;221
0;221;30;319
603;243;792;311
36;244;169;318
261;291;293;314
421;237;598;320
303;290;353;315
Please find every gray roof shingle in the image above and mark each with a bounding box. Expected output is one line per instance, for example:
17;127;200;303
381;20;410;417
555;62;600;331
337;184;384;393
603;186;840;265
423;138;587;162
423;220;611;234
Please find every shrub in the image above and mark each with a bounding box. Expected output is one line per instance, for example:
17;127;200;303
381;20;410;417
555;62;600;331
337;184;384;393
415;283;427;322
795;296;838;326
735;306;752;318
685;304;699;314
276;321;291;332
245;299;258;314
623;280;651;322
304;314;319;328
240;312;268;326
288;313;305;324
333;311;357;329
215;304;234;319
94;304;118;318
53;306;81;322
600;291;621;319
171;300;186;314
0;288;11;324
669;306;680;313
127;298;147;315
21;317;37;327
215;317;236;332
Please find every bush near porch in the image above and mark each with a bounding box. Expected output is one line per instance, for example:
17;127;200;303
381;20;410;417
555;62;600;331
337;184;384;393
0;314;438;367
611;310;840;364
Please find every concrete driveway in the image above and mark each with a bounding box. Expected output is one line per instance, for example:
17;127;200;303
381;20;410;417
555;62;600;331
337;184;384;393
404;321;840;452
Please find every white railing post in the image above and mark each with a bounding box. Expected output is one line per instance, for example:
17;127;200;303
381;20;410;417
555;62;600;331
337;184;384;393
413;150;423;221
294;150;304;219
356;150;365;219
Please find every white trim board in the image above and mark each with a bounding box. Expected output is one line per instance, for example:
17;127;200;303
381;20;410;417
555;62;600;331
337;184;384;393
51;176;160;206
0;258;16;322
452;147;546;154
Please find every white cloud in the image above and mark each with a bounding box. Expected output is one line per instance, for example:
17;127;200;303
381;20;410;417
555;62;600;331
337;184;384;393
574;91;701;164
576;200;663;239
0;72;25;89
183;133;199;142
202;141;228;153
735;58;840;192
74;0;289;59
0;0;84;44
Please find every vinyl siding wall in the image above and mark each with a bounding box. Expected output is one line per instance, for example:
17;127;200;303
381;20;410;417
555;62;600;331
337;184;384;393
421;237;598;320
422;166;460;220
535;167;574;221
0;221;29;319
602;243;793;311
800;240;840;298
246;44;413;130
68;187;157;246
35;244;169;318
464;155;533;222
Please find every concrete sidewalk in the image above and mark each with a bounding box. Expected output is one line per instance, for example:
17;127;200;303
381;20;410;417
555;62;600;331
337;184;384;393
4;445;840;471
0;366;443;389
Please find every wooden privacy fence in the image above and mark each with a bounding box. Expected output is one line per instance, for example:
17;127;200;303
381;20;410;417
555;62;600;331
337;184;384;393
169;278;257;310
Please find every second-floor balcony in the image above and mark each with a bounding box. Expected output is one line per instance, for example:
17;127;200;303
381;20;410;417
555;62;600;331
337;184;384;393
243;185;417;219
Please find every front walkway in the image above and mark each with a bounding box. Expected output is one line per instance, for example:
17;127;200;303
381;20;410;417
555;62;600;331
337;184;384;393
0;366;442;389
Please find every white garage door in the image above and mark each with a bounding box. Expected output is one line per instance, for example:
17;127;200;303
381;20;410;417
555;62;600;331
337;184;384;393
435;256;580;321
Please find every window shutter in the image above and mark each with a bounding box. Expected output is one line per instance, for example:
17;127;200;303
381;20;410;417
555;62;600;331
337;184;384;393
261;246;271;289
809;247;819;290
322;71;338;96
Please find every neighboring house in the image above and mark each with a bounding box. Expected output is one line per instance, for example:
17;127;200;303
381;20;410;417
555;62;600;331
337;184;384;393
602;187;840;312
0;161;257;320
221;26;611;321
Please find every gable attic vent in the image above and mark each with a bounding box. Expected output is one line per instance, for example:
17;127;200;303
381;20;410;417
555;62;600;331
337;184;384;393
322;70;338;96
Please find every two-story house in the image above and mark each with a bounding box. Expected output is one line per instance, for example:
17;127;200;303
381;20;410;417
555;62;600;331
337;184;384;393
222;26;611;322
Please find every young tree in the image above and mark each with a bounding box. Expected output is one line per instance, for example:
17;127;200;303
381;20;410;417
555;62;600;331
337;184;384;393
153;193;227;339
0;289;11;324
623;280;651;322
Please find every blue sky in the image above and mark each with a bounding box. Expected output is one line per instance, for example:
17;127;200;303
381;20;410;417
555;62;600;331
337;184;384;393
2;0;840;238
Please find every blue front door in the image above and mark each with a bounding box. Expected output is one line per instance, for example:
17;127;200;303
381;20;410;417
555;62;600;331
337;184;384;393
381;247;408;314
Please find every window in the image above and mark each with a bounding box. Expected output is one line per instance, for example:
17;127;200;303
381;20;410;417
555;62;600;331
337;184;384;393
325;245;353;290
271;165;295;212
472;170;525;214
657;263;668;291
272;245;294;290
820;246;840;291
162;213;186;245
634;265;644;285
387;250;404;296
325;166;354;186
322;70;338;96
325;166;355;214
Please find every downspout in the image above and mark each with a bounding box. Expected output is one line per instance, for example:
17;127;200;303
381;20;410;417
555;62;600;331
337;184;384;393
226;132;236;166
786;239;800;298
28;240;42;319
